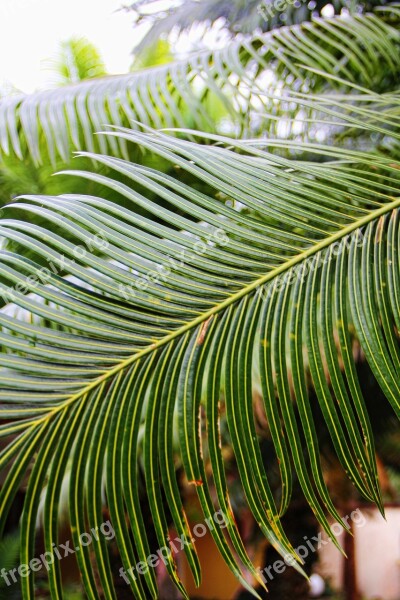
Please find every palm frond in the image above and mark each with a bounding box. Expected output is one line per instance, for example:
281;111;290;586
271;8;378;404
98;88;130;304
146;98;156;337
124;0;391;51
45;37;107;86
0;10;399;166
1;111;400;597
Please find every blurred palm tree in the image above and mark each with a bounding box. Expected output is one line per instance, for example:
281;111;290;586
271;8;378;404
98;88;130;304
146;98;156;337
122;0;392;53
45;37;107;86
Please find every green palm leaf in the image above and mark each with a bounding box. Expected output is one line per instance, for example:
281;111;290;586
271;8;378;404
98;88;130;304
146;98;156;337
1;113;400;597
126;0;392;51
0;9;399;166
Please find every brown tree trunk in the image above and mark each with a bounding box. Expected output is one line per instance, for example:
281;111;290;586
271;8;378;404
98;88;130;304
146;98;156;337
343;526;360;600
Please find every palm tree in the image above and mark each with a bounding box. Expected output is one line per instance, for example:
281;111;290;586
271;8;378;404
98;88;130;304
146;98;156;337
1;8;398;166
0;6;400;599
122;0;392;52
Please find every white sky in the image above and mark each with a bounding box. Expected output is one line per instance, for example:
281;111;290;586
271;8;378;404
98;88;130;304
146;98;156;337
0;0;139;93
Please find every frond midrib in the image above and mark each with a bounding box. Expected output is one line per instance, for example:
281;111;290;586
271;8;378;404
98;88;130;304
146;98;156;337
32;196;400;424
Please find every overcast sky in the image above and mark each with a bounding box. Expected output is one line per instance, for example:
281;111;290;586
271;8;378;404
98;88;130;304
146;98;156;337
0;0;139;92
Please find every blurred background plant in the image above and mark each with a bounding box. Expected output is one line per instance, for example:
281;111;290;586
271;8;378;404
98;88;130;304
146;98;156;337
122;0;393;54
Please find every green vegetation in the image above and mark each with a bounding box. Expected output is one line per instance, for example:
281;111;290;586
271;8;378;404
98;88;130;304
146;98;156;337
0;4;400;599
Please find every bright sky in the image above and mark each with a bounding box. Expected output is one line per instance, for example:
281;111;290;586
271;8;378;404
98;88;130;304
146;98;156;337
0;0;139;93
